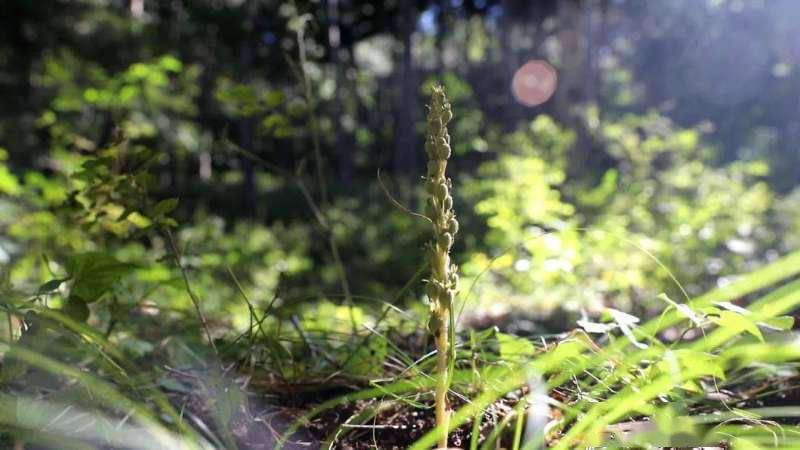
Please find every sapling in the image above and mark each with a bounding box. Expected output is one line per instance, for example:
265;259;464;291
423;84;459;449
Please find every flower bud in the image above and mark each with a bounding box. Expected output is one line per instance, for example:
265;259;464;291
443;106;453;124
443;195;453;211
448;218;459;234
436;182;449;199
425;282;437;301
449;270;459;287
441;232;453;250
439;144;451;160
425;139;436;156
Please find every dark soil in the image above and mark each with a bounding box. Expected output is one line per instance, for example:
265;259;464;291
300;394;518;449
164;366;519;450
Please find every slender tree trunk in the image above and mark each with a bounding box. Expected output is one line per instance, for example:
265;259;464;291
328;0;354;187
499;0;519;129
392;2;418;178
584;0;596;106
238;1;257;216
238;118;257;215
599;0;609;111
547;0;591;180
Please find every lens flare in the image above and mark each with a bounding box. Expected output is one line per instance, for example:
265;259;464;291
511;60;558;107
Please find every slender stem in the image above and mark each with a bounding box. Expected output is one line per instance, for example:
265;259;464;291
6;309;13;342
295;20;328;206
512;398;527;450
227;139;357;333
165;228;218;355
226;267;257;347
291;17;356;333
435;316;451;448
423;85;459;449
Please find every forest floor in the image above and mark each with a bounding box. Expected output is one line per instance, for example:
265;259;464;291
154;313;800;450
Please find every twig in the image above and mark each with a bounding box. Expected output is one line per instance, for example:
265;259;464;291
341;423;406;430
285;17;356;333
224;118;357;333
226;267;259;346
164;228;218;355
223;293;279;351
289;314;339;367
377;169;432;224
6;309;13;342
293;16;328;206
340;262;426;370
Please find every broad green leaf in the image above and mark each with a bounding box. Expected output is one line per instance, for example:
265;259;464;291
691;251;800;308
672;349;725;379
158;217;178;228
158;377;191;394
344;338;388;376
265;89;285;108
36;278;69;295
62;296;90;322
153;198;179;216
497;332;536;362
711;311;763;341
0;165;21;195
759;315;794;331
66;252;135;302
680;380;703;393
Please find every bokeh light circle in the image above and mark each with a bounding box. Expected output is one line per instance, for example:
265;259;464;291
511;60;558;107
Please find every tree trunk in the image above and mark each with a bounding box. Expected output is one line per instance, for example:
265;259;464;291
392;2;419;178
328;0;354;187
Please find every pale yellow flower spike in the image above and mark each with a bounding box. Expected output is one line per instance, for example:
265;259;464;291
424;84;459;449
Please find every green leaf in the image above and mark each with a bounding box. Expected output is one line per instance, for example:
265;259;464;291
66;253;136;302
62;296;90;322
711;311;764;341
497;332;536;362
690;251;800;308
674;349;725;379
116;207;134;222
118;336;155;357
265;89;285;108
759;315;794;331
344;338;388;376
158;217;179;228
153;198;179;216
0;165;21;195
159;377;191;394
36;278;69;295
